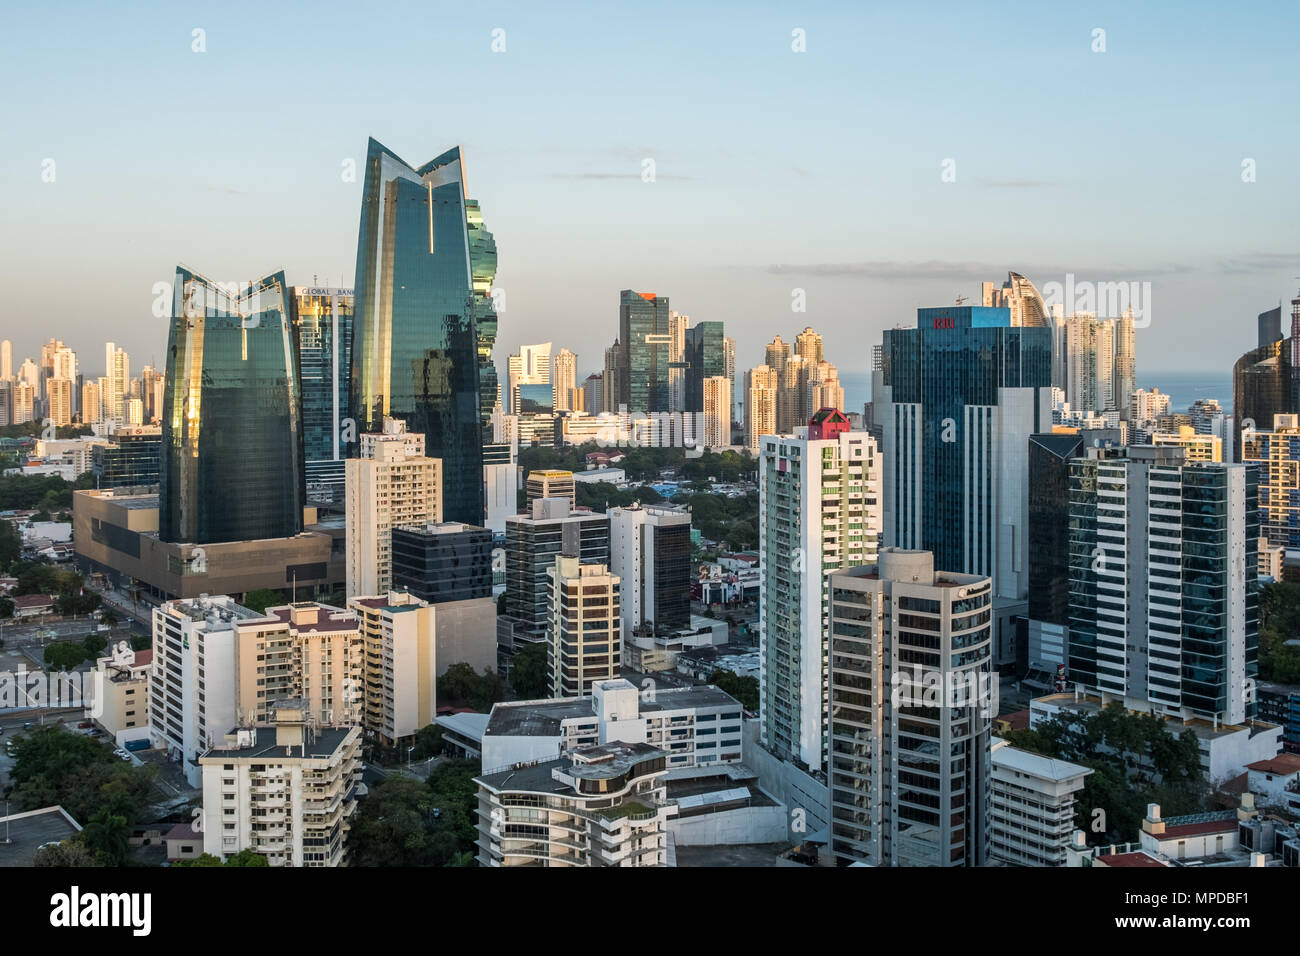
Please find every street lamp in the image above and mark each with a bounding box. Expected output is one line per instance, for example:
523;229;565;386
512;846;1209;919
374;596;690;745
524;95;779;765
407;745;414;769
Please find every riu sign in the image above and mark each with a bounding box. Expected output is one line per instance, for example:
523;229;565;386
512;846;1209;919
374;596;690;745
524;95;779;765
932;316;955;329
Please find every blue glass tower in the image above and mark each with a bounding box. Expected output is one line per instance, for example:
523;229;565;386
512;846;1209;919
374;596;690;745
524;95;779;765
292;286;354;503
159;267;304;544
350;139;494;525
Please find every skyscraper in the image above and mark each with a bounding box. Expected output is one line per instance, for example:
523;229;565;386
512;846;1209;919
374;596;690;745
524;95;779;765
1026;432;1086;673
618;290;672;413
684;320;725;414
669;310;690;412
608;504;691;638
1068;445;1259;725
1242;413;1300;549
759;412;881;773
0;340;11;380
292;286;354;503
1234;336;1294;461
350;138;490;526
983;271;1060;388
827;550;994;867
874;305;1052;668
744;365;778;454
1113;308;1136;413
104;342;129;421
548;556;621;698
702;375;731;448
552;347;577;412
159;267;304;545
507;342;551;414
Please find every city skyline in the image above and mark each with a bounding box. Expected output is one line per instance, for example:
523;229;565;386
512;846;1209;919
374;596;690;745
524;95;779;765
4;2;1298;384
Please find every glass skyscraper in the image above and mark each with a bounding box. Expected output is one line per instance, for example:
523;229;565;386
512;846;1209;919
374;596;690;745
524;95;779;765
617;290;671;413
159;267;304;545
684;320;725;413
292;286;354;504
350;138;494;525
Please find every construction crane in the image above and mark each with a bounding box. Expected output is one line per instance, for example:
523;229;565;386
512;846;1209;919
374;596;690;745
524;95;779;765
955;294;968;306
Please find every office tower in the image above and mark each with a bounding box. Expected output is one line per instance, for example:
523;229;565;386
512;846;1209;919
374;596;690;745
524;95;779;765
92;424;162;488
391;521;493;603
548;555;621;697
1093;317;1115;411
1242;413;1300;549
292;285;354;503
581;373;604;416
482;441;518;536
104;342;129;420
526;469;575;508
758;412;881;773
984;271;1061;387
619;290;672;413
507;342;552;414
475;741;672;867
1233;337;1293;460
1113;308;1136;414
745;365;778;454
1152;424;1222;461
684;320;725;413
552;347;577;412
12;383;35;424
669;310;690;412
345;418;442;597
1026;433;1085;673
126;397;143;426
0;380;12;426
1068;445;1259;725
608;504;691;639
466;198;500;440
350;139;489;526
1259;305;1283;348
827;549;995;867
702;375;731;448
18;358;39;390
151;595;260;786
0;339;10;380
503;499;610;648
158;267;303;545
989;740;1092;866
602;340;626;415
765;334;790;385
778;354;809;433
1063;314;1106;412
199;701;362;867
46;377;72;427
874;304;1052;668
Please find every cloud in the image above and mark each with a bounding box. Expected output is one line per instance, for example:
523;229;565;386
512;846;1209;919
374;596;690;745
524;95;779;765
976;178;1056;189
1214;252;1298;275
764;260;1197;281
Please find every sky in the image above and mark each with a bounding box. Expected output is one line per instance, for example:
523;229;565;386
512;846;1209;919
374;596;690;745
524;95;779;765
2;0;1297;393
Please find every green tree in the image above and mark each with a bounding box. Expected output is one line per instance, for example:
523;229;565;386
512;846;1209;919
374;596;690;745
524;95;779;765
438;663;503;712
509;641;550;700
78;810;132;866
9;725;156;827
348;776;439;867
411;723;444;760
242;588;285;614
0;596;13;619
707;669;758;711
83;633;108;658
33;841;103;868
0;518;21;570
44;640;88;671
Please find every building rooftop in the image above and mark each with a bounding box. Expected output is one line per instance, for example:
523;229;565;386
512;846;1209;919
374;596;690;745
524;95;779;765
477;741;666;795
1101;851;1170;868
0;806;82;867
991;741;1093;782
1246;754;1300;775
484;685;742;739
200;724;356;762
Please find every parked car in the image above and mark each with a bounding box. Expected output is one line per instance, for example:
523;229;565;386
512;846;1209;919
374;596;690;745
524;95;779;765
112;748;128;758
118;752;133;762
77;721;93;729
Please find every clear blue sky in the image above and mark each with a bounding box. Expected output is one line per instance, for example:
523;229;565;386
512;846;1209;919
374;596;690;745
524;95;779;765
2;0;1297;389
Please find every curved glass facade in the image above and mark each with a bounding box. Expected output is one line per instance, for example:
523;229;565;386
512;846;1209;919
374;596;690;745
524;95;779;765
350;139;491;525
159;267;304;544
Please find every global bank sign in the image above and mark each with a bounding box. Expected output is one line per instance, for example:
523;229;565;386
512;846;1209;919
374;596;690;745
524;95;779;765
931;316;954;329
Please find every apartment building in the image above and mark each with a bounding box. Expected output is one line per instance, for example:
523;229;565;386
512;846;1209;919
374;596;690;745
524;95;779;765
1151;424;1222;462
990;739;1093;866
91;645;152;740
199;701;362;867
346;418;441;596
548;556;621;698
475;741;674;867
526;469;576;508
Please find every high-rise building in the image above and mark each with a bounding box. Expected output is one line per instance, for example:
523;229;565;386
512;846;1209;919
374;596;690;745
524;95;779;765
1242;413;1300;549
1026;433;1086;673
92;424;162;489
466;198;500;441
391;521;493;604
104;341;129;421
1068;445;1259;725
141;364;164;424
702;375;731;449
507;342;552;415
12;382;35;424
350;138;490;526
552;347;577;413
525;469;575;509
602;340;625;416
779;354;809;434
684;320;725;413
581;373;604;416
199;701;362;867
618;290;672;413
0;339;11;380
794;326;823;365
874;305;1053;668
723;335;736;419
744;365;778;454
18;357;39;390
126;397;144;426
1234;335;1295;461
1130;387;1172;426
80;381;100;426
292;286;354;503
46;377;73;427
608;504;691;639
548;555;620;698
1152;424;1222;461
502;499;610;648
827;549;995;867
158;267;304;545
983;271;1061;388
0;380;12;427
345;418;442;597
1113;308;1136;414
669;310;690;412
482;441;518;536
758;412;881;773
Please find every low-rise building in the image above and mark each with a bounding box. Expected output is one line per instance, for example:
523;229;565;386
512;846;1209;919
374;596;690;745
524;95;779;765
1245;754;1300;815
198;700;362;867
475;741;674;867
990;739;1093;866
91;645;152;742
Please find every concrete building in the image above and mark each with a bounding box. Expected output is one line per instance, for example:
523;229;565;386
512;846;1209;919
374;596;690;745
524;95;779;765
758;413;881;773
475;741;674;867
1242;413;1300;549
607;504;691;639
1151;424;1222;462
479;678;744;772
391;521;493;604
548;556;620;698
990;739;1092;866
826;550;995;867
90;645;152;744
482;441;519;536
199;701;362;867
744;365;778;455
701;375;731;449
525;469;576;509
